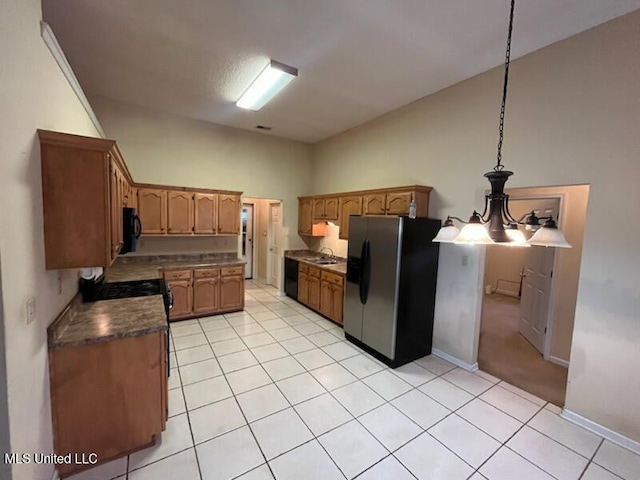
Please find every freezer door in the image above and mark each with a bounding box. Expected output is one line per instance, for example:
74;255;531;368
343;216;367;340
361;217;402;360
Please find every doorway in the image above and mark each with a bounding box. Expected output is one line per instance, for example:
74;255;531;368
242;204;254;279
240;197;283;287
267;202;282;289
480;198;568;405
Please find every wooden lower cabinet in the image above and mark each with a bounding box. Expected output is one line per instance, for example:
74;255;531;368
193;277;219;314
220;275;244;310
164;265;244;320
298;264;344;324
49;332;167;478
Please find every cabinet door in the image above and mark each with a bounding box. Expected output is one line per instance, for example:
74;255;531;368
194;193;217;234
331;284;344;324
138;188;167;234
312;198;325;220
109;160;124;260
298;271;309;305
308;276;321;311
167;279;192;320
338;196;362;240
385;192;412;215
298;199;313;235
363;194;386;215
320;280;332;318
324;198;339;221
167;191;194;234
218;194;240;234
220;275;244;310
193;277;219;314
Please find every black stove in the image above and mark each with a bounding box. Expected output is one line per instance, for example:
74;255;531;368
98;279;165;300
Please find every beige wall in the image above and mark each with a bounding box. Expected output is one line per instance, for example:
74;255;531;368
312;11;640;441
0;1;101;478
132;235;238;256
90;96;313;260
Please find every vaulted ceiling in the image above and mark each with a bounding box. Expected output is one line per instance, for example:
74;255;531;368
43;0;640;143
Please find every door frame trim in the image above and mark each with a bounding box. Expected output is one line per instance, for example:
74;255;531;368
241;203;255;280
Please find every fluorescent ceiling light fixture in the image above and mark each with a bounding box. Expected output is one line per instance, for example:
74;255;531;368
236;60;298;111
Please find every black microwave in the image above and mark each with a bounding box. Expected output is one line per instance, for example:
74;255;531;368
121;207;142;254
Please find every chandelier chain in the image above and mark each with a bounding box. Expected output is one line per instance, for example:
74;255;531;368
495;0;515;172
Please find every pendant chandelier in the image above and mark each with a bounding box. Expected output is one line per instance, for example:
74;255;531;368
433;0;571;249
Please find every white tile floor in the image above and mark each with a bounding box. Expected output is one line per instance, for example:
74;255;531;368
70;279;640;480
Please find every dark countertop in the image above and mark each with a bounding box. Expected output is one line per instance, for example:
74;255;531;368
284;250;347;275
106;254;246;282
48;295;168;350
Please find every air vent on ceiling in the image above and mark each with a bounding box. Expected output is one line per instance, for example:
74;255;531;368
255;125;272;130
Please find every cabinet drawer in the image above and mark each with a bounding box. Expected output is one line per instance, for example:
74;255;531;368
309;266;321;278
221;265;244;276
321;271;344;287
164;269;192;281
194;268;219;279
299;263;309;274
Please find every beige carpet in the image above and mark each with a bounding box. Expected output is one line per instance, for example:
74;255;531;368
478;293;568;406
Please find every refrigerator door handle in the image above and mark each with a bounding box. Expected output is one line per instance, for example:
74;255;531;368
360;239;371;305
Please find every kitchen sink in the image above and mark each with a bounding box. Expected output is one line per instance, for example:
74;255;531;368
309;257;338;265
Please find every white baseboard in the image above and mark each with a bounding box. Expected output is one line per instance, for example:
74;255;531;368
432;348;479;372
561;409;640;455
495;289;519;298
549;356;569;369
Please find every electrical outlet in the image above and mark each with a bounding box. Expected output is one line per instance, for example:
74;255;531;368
462;255;469;267
26;297;37;325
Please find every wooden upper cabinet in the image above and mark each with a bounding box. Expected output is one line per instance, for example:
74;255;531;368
39;130;128;269
167;190;194;234
324;198;339;221
385;191;413;215
138;188;167;234
218;194;240;234
312;198;325;221
339;196;363;240
298;198;313;235
313;197;339;221
363;194;386;215
194;193;217;234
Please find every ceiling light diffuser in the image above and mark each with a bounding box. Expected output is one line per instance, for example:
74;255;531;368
236;60;298;111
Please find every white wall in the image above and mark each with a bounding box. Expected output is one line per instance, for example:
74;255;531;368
0;1;101;479
90;97;313;260
312;11;640;442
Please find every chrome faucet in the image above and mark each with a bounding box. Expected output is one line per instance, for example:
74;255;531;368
319;247;334;259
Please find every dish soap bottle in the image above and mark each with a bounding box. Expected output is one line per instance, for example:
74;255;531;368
409;198;417;219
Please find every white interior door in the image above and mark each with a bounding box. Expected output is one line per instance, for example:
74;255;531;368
242;204;254;279
267;202;282;287
519;241;556;353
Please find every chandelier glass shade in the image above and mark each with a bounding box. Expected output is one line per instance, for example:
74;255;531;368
432;0;571;249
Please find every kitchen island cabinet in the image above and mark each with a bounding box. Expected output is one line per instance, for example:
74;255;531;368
47;295;168;478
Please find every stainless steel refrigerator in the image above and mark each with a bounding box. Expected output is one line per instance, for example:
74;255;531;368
344;216;440;367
